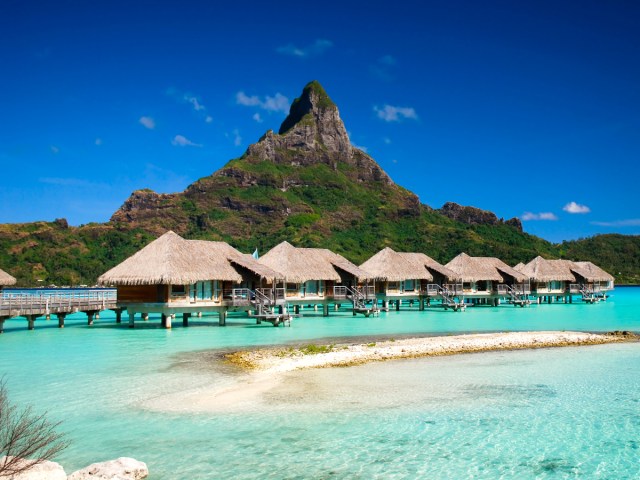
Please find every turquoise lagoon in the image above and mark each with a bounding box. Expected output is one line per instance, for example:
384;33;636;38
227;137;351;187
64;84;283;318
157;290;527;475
0;287;639;479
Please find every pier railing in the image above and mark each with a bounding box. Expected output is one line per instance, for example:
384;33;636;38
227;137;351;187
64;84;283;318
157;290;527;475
0;290;117;317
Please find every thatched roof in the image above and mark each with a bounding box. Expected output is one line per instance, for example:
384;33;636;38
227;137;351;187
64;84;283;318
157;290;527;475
258;241;369;283
517;256;614;283
98;231;277;286
572;261;614;282
360;248;433;282
304;248;373;281
231;254;282;281
513;262;525;272
445;253;527;283
398;252;460;282
517;256;577;282
0;268;16;286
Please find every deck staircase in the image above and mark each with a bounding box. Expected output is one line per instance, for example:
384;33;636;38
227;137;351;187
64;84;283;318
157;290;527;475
334;285;378;316
345;286;379;317
500;284;531;307
427;284;466;311
231;288;292;326
578;284;600;304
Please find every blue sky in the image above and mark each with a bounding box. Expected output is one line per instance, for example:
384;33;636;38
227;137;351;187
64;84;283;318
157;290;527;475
1;0;638;242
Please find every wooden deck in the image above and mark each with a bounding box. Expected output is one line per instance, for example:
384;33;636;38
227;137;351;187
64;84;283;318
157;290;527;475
0;290;118;332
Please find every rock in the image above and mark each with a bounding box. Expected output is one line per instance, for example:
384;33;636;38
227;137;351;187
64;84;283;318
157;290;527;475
68;457;148;480
608;330;636;338
505;216;523;231
0;457;67;480
53;218;69;229
438;202;523;230
438;202;500;226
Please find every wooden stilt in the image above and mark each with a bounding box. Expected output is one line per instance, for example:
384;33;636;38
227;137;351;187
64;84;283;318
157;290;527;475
396;300;400;311
87;311;95;326
57;313;66;328
27;315;36;330
219;311;227;326
183;312;190;327
115;309;122;323
128;312;135;328
0;319;5;334
323;304;329;317
162;314;172;329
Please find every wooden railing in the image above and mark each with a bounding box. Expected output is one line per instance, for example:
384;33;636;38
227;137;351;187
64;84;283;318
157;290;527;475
0;290;117;317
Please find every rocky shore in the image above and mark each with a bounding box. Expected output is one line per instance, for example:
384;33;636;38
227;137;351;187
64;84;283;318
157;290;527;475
227;331;636;373
0;457;148;480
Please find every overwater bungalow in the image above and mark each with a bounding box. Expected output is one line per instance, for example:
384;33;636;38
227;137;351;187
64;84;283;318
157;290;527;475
516;256;614;303
98;231;281;327
359;248;462;310
444;253;530;305
0;268;16;292
257;241;372;315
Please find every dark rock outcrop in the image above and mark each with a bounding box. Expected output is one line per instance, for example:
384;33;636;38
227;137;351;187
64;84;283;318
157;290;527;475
438;202;500;226
505;217;523;231
111;190;178;224
438;202;522;231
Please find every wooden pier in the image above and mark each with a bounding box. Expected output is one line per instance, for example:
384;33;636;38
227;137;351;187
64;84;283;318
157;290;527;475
0;289;118;332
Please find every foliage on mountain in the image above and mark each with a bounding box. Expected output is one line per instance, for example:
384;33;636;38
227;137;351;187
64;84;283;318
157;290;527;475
0;81;637;286
559;234;640;284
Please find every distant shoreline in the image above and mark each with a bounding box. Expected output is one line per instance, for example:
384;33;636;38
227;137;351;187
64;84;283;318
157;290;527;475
226;331;637;373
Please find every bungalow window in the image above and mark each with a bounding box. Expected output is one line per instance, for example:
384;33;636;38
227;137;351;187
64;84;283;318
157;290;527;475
305;280;318;295
550;281;561;290
195;281;212;300
403;280;415;292
388;281;399;293
463;282;472;291
171;285;186;296
477;281;488;292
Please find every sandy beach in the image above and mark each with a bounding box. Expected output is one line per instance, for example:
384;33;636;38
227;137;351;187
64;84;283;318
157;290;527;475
141;331;634;413
226;330;635;373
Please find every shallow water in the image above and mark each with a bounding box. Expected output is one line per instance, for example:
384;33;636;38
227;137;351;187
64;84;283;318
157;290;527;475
0;288;638;478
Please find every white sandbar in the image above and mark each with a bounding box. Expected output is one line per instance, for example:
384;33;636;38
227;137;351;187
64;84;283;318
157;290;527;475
227;331;631;373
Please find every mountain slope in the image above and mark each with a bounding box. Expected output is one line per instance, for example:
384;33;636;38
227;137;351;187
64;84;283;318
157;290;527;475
108;80;547;263
0;81;638;285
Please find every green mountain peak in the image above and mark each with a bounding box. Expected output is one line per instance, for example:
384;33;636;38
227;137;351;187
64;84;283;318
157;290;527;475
279;80;338;135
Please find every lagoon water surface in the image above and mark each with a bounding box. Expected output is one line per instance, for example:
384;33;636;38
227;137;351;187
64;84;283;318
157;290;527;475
0;288;639;478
